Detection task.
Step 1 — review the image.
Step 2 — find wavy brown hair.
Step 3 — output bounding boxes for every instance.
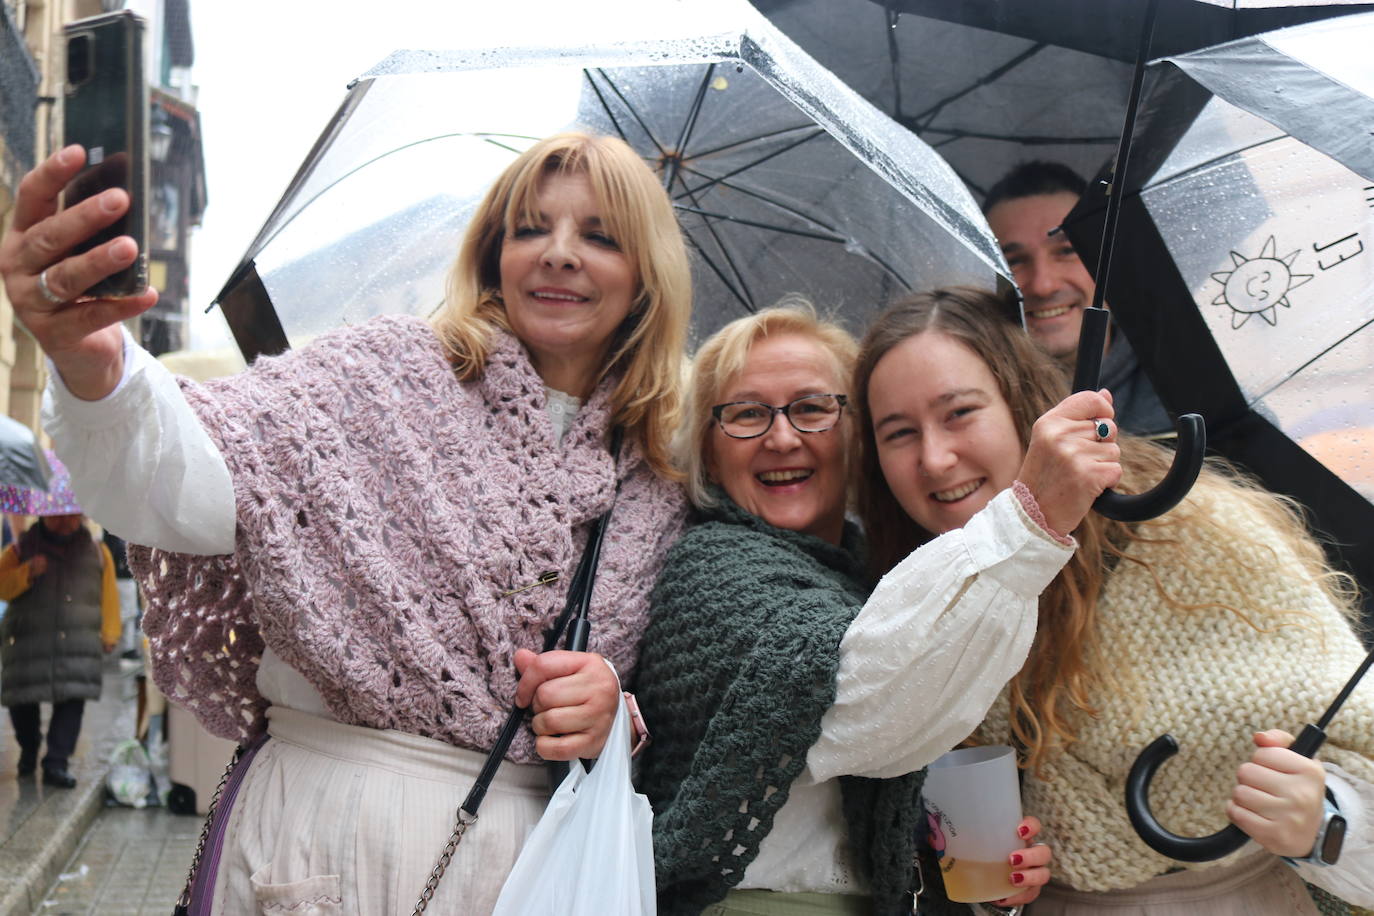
[431,132,691,479]
[854,288,1360,773]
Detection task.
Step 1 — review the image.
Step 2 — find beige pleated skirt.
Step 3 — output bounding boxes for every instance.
[1027,853,1322,916]
[210,706,549,916]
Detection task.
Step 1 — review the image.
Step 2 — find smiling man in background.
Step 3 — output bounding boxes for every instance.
[983,161,1172,437]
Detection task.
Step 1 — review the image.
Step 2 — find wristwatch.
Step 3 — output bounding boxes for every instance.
[1283,792,1346,867]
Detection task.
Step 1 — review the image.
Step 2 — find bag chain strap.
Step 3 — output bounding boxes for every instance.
[408,428,624,912]
[173,745,245,915]
[412,807,479,914]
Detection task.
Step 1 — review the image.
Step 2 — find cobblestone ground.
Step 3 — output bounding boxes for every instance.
[33,805,199,915]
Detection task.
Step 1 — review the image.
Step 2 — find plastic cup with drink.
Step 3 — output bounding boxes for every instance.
[922,745,1025,903]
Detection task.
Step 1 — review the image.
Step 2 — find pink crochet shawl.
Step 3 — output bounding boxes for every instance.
[129,316,685,762]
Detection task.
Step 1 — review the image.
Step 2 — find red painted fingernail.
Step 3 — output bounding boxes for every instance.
[1011,872,1025,886]
[1010,853,1023,866]
[1018,825,1030,838]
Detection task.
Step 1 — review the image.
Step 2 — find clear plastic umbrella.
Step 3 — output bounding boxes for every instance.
[1052,8,1374,863]
[210,0,1008,360]
[1064,11,1374,617]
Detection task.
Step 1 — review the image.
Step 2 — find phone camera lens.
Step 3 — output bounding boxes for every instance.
[67,34,91,86]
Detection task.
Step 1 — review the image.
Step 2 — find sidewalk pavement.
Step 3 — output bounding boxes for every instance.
[0,654,198,915]
[33,806,197,914]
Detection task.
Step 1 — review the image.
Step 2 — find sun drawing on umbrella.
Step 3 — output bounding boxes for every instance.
[1209,236,1314,330]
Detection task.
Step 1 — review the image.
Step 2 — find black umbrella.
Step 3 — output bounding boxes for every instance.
[755,0,1374,199]
[1127,648,1374,861]
[1063,0,1204,523]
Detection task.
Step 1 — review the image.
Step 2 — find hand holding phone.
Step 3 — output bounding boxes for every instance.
[0,11,160,401]
[0,145,154,400]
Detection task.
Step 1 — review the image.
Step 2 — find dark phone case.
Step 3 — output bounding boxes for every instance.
[62,11,148,299]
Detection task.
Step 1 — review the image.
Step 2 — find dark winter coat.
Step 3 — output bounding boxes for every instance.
[0,524,106,706]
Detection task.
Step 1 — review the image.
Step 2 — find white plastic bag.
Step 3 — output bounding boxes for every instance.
[106,738,153,808]
[492,665,656,916]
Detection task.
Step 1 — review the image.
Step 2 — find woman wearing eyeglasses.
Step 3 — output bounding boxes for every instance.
[633,300,1123,916]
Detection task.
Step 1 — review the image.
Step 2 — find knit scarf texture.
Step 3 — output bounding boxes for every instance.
[635,491,942,916]
[975,483,1374,904]
[128,316,686,762]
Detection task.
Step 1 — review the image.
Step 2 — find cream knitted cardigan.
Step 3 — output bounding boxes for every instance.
[975,482,1374,893]
[128,316,686,763]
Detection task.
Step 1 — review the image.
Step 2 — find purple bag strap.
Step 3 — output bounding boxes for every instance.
[174,731,270,916]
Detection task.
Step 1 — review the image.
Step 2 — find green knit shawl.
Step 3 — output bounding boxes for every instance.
[635,493,954,916]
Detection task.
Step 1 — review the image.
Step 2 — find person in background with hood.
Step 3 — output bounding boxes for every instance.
[0,464,119,789]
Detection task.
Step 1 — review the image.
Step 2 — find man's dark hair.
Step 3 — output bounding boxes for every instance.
[982,161,1087,214]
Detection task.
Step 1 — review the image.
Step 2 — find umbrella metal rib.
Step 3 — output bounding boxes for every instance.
[680,165,860,245]
[667,163,760,312]
[681,123,819,163]
[677,128,826,199]
[666,64,718,189]
[923,127,1121,148]
[678,188,760,311]
[674,204,848,243]
[579,56,941,318]
[910,42,1049,133]
[885,4,904,119]
[683,232,757,313]
[583,64,876,314]
[582,71,639,151]
[585,69,670,160]
[678,175,917,293]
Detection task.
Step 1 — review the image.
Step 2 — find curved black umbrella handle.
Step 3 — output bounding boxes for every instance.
[1125,725,1327,861]
[1071,307,1206,522]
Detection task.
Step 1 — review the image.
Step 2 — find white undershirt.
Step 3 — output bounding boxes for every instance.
[42,331,1374,903]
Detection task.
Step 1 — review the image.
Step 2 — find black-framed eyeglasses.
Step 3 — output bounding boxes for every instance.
[711,393,848,439]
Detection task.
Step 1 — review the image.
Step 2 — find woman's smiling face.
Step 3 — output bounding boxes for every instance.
[498,170,637,395]
[867,331,1023,534]
[707,333,851,544]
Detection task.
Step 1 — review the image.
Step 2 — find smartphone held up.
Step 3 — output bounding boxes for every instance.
[62,10,149,299]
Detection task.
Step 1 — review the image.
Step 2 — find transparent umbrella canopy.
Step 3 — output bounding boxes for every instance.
[213,0,1008,360]
[1063,10,1374,625]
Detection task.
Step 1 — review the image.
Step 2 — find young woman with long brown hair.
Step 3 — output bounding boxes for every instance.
[854,288,1374,915]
